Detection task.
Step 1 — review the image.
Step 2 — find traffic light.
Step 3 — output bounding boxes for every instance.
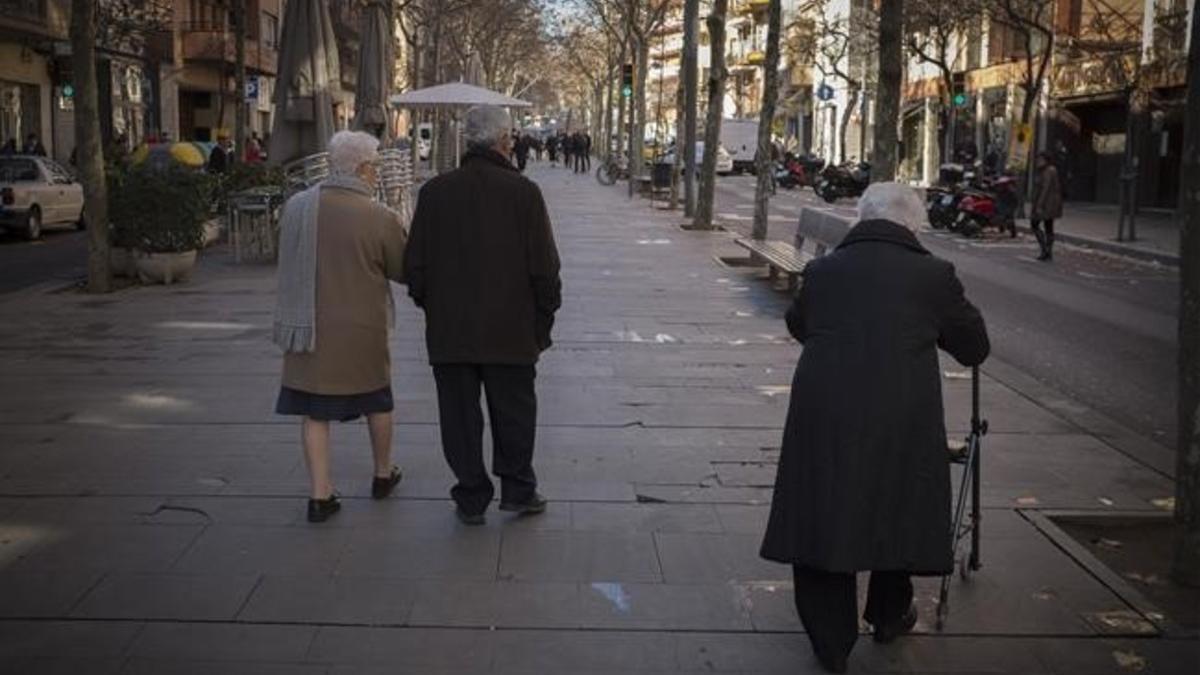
[621,63,634,98]
[951,73,970,108]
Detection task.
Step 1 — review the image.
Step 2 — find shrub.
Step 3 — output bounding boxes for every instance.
[108,163,213,253]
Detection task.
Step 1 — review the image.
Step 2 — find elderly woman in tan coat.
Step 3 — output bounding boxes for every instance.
[273,130,408,523]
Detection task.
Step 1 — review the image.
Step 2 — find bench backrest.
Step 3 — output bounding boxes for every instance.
[794,208,853,258]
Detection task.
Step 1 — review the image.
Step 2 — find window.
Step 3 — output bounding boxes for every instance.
[0,158,41,183]
[262,12,279,49]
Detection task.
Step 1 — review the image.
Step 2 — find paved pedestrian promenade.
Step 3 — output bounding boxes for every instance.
[0,163,1195,673]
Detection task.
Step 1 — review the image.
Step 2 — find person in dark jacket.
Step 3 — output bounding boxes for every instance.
[1030,151,1064,262]
[759,183,989,674]
[404,105,562,526]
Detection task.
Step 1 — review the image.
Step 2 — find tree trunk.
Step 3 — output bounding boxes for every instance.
[631,38,651,181]
[752,0,782,241]
[681,0,700,218]
[615,37,628,163]
[871,0,902,182]
[1174,0,1200,589]
[71,0,110,293]
[233,0,247,165]
[839,87,858,164]
[694,0,728,230]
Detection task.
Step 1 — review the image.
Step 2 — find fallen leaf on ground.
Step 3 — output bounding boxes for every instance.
[1112,649,1147,671]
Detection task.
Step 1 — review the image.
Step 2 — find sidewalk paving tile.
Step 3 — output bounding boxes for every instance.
[7,523,203,574]
[335,527,500,580]
[121,661,330,675]
[237,575,415,625]
[129,622,316,662]
[307,626,494,668]
[406,580,582,628]
[70,572,259,621]
[490,629,678,671]
[654,532,786,584]
[498,530,663,582]
[171,525,349,577]
[0,619,144,661]
[0,569,105,617]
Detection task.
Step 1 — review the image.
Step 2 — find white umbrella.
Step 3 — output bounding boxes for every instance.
[389,82,532,109]
[390,83,531,169]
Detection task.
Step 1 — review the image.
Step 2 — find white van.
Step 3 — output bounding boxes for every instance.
[720,118,759,174]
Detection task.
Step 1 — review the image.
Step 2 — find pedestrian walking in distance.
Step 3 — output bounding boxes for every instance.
[1030,151,1063,262]
[760,183,989,674]
[273,130,409,523]
[405,105,562,526]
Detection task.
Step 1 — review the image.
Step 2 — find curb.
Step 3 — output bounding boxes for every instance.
[1017,224,1179,267]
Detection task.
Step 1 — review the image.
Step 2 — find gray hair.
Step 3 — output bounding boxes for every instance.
[464,105,512,151]
[857,182,928,233]
[327,130,380,175]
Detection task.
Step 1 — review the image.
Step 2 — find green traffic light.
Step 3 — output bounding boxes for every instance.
[953,93,967,107]
[622,85,633,98]
[62,84,75,98]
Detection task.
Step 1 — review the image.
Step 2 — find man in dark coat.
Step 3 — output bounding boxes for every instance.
[760,183,989,674]
[404,105,562,526]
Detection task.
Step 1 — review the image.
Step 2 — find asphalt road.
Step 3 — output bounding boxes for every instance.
[0,228,88,294]
[711,174,1179,461]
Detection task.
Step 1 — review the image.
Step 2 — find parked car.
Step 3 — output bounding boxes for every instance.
[661,142,734,175]
[0,155,85,240]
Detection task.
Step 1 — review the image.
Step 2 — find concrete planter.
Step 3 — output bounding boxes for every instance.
[134,250,197,285]
[109,246,137,278]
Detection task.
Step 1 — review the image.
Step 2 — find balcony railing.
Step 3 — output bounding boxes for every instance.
[182,31,278,75]
[1152,8,1189,55]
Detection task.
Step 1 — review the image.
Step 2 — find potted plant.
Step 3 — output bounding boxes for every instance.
[109,164,211,285]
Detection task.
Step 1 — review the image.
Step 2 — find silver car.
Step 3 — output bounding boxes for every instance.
[0,155,85,240]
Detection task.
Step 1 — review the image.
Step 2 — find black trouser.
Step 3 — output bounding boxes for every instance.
[574,152,585,173]
[432,364,538,515]
[792,566,913,662]
[1031,218,1055,256]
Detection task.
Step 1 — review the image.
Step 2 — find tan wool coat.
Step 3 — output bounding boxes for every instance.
[281,186,407,395]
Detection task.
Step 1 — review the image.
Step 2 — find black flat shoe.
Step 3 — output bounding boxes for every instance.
[499,492,547,515]
[815,650,848,674]
[307,495,341,523]
[455,507,486,526]
[371,466,403,499]
[873,604,918,644]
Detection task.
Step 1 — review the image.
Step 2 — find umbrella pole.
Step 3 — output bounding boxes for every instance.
[455,112,461,168]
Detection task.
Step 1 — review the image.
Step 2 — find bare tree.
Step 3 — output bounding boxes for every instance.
[905,0,979,163]
[872,0,903,181]
[693,0,728,230]
[1175,0,1200,589]
[71,0,111,292]
[983,0,1054,126]
[751,0,782,240]
[680,0,700,216]
[812,1,877,163]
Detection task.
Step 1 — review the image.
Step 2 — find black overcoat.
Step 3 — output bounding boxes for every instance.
[404,149,562,365]
[759,220,989,575]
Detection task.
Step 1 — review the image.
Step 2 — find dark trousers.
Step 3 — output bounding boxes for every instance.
[432,364,538,515]
[574,152,585,173]
[792,565,913,661]
[1031,218,1055,256]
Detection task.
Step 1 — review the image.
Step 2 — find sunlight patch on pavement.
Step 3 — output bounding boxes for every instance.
[757,385,791,397]
[590,582,631,613]
[124,393,196,411]
[636,239,671,245]
[157,321,256,331]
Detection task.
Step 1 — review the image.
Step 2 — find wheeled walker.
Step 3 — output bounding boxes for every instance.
[936,365,987,631]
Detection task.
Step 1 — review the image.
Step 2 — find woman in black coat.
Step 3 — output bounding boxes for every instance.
[760,183,989,673]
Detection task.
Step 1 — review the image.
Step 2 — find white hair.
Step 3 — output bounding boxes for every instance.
[857,182,928,233]
[327,130,380,175]
[464,105,512,151]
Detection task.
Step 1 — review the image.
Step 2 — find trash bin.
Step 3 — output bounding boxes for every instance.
[652,161,673,189]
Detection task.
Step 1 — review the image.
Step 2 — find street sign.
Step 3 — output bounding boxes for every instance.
[245,76,260,102]
[816,83,834,101]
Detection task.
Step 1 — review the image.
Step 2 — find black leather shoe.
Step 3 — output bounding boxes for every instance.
[307,495,341,523]
[815,650,848,674]
[874,604,918,644]
[455,507,486,526]
[371,467,403,499]
[499,492,547,515]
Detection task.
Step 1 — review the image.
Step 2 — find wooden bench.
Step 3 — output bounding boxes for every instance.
[734,207,853,291]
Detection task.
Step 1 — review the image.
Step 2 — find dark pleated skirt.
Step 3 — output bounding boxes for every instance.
[275,386,394,422]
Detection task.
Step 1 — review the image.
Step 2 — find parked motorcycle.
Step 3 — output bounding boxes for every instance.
[953,175,1020,238]
[926,163,976,230]
[813,161,870,202]
[774,153,809,189]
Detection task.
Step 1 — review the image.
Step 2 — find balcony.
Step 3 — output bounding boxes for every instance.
[736,0,771,16]
[181,24,278,76]
[1143,6,1189,88]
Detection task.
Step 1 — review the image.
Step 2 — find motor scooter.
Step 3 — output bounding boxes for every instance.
[813,161,870,202]
[953,175,1020,238]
